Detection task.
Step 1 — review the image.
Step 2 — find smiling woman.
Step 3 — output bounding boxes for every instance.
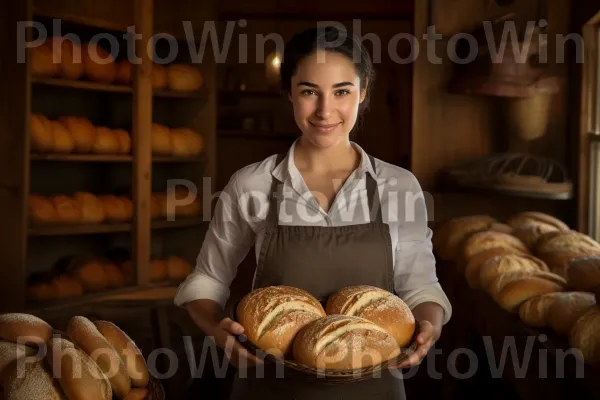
[175,26,452,400]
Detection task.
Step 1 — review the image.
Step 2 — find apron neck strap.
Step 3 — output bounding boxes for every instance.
[366,155,383,223]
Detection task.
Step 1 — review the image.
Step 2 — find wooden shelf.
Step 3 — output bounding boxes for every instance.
[152,155,205,163]
[219,130,298,141]
[152,216,205,229]
[30,154,205,163]
[32,7,131,33]
[29,223,132,236]
[154,88,209,100]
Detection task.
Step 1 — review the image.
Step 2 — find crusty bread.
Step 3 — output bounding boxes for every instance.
[0,341,37,382]
[535,230,600,256]
[123,388,148,400]
[478,254,549,291]
[45,337,112,400]
[518,292,565,327]
[506,211,569,232]
[236,286,326,358]
[463,231,529,263]
[292,315,400,370]
[569,306,600,366]
[565,256,600,292]
[538,248,600,279]
[2,359,65,400]
[547,292,596,336]
[432,215,496,261]
[464,247,524,289]
[487,270,566,301]
[489,223,514,234]
[167,64,203,92]
[28,194,59,225]
[513,224,563,250]
[325,285,415,347]
[494,276,565,312]
[94,321,149,388]
[0,314,53,346]
[67,316,131,398]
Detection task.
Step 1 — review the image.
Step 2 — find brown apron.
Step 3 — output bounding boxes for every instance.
[229,153,407,400]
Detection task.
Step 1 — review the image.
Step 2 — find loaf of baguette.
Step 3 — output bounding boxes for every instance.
[569,306,600,366]
[292,315,401,370]
[547,292,596,336]
[432,215,496,261]
[565,256,600,292]
[518,292,565,327]
[539,249,600,278]
[236,286,326,358]
[325,285,415,347]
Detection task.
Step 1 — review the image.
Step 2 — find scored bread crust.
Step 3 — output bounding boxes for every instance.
[478,254,549,291]
[488,270,566,301]
[518,292,566,327]
[463,231,529,262]
[569,307,600,365]
[506,212,570,232]
[547,292,596,337]
[432,215,496,261]
[325,285,415,347]
[535,231,600,256]
[67,316,131,398]
[292,315,400,370]
[495,276,565,312]
[94,321,149,388]
[565,256,600,292]
[464,247,522,289]
[236,286,326,358]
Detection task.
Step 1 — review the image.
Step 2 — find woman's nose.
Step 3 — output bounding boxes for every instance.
[315,96,332,119]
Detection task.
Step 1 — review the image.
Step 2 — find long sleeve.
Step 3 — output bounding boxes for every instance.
[174,172,256,308]
[392,175,452,325]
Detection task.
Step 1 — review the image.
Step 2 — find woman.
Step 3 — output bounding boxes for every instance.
[175,26,452,399]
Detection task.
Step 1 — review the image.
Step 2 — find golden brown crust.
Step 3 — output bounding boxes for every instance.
[569,306,600,366]
[518,292,565,327]
[464,247,523,289]
[565,256,600,292]
[432,215,496,261]
[487,270,565,301]
[547,292,596,336]
[0,314,53,346]
[478,254,549,291]
[535,230,600,256]
[506,212,570,232]
[462,231,529,262]
[495,277,565,312]
[292,315,400,370]
[325,285,415,347]
[538,249,600,278]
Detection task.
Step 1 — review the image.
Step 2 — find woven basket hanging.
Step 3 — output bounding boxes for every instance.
[504,93,553,141]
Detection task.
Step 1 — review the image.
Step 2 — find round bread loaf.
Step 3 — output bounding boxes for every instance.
[30,114,54,153]
[82,42,116,84]
[58,117,95,154]
[67,316,131,398]
[495,276,565,312]
[464,247,522,289]
[0,314,53,346]
[325,285,415,347]
[94,321,149,388]
[488,270,566,301]
[51,195,81,224]
[478,254,549,291]
[518,292,565,327]
[2,359,64,400]
[167,64,203,91]
[506,211,569,232]
[28,194,59,224]
[73,192,105,224]
[463,231,529,262]
[535,231,600,256]
[432,215,496,261]
[565,256,600,292]
[539,248,600,278]
[569,306,600,366]
[45,337,112,400]
[292,315,401,370]
[513,224,562,250]
[547,292,596,336]
[0,341,37,381]
[123,388,148,400]
[236,286,326,358]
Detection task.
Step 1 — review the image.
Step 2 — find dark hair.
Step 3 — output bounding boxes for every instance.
[280,26,376,115]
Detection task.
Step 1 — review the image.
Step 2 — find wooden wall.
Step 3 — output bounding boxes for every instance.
[412,0,576,226]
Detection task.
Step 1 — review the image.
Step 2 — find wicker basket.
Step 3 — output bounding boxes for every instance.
[229,298,419,383]
[145,375,166,400]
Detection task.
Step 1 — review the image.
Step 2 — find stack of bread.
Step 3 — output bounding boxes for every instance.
[32,36,203,92]
[0,313,155,399]
[31,113,131,155]
[433,211,600,366]
[29,193,133,226]
[150,123,204,157]
[236,285,415,371]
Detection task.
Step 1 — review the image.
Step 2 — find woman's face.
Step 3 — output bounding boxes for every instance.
[289,50,366,149]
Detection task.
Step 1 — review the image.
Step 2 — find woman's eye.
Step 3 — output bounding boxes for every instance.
[335,89,350,96]
[301,89,315,96]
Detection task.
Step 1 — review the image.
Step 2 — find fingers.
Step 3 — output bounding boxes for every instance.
[220,317,245,335]
[390,338,434,370]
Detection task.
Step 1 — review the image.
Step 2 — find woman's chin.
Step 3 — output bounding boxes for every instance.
[302,132,346,149]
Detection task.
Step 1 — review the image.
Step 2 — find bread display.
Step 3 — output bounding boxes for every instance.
[82,42,117,84]
[494,275,566,312]
[518,292,565,327]
[325,285,415,347]
[31,41,60,78]
[477,253,549,291]
[0,313,53,346]
[30,114,54,153]
[292,315,401,370]
[432,215,497,261]
[565,256,600,292]
[569,306,600,366]
[464,247,518,288]
[546,292,596,336]
[462,231,529,263]
[236,286,326,358]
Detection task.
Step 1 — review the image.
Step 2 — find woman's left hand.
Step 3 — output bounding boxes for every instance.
[388,320,439,370]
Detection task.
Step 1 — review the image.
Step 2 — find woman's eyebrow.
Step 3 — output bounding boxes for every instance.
[296,81,354,88]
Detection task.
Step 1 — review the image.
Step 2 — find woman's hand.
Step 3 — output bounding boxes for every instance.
[391,320,439,369]
[212,317,264,369]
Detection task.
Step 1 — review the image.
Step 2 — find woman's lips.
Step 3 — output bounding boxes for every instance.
[309,121,340,133]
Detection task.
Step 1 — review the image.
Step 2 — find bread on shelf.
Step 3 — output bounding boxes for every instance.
[59,116,96,153]
[569,306,600,366]
[167,64,203,92]
[82,42,117,84]
[547,292,596,336]
[494,275,566,312]
[478,253,549,291]
[464,247,527,289]
[565,256,600,292]
[518,291,565,327]
[432,214,497,262]
[463,231,529,263]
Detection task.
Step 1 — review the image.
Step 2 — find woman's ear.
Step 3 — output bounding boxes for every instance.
[359,78,368,103]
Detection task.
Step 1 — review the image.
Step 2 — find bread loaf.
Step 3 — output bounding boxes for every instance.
[464,247,523,289]
[31,41,59,78]
[547,292,596,336]
[94,321,149,388]
[292,315,401,370]
[48,37,84,81]
[565,256,600,292]
[518,292,565,327]
[51,275,84,299]
[495,276,565,312]
[45,337,112,400]
[489,222,514,234]
[123,388,148,400]
[478,254,549,291]
[569,306,600,366]
[72,260,109,292]
[30,114,54,153]
[67,316,131,398]
[103,264,126,289]
[535,231,600,256]
[432,215,496,261]
[236,286,326,358]
[150,260,167,283]
[0,314,53,346]
[51,195,81,224]
[29,194,59,224]
[93,127,119,154]
[463,231,529,262]
[325,285,415,347]
[0,341,36,381]
[73,192,105,224]
[151,124,171,155]
[165,256,193,281]
[82,42,116,83]
[167,64,203,91]
[151,64,167,89]
[488,270,566,301]
[539,248,600,278]
[115,60,132,85]
[2,359,65,400]
[506,211,569,232]
[59,117,95,153]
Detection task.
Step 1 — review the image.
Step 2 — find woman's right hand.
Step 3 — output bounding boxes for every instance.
[212,317,263,369]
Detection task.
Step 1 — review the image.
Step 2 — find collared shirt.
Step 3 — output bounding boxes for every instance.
[174,140,452,324]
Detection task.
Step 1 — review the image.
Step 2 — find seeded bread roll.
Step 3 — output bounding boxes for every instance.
[0,314,53,346]
[2,359,65,400]
[236,286,326,358]
[94,321,149,388]
[463,231,529,262]
[518,292,566,327]
[325,285,415,347]
[565,256,600,292]
[495,276,565,312]
[478,254,549,291]
[547,292,596,336]
[569,306,600,366]
[67,316,131,398]
[45,337,112,400]
[464,247,524,289]
[292,315,401,370]
[432,215,496,261]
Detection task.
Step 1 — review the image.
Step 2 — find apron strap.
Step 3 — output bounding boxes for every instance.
[266,152,287,231]
[366,155,383,223]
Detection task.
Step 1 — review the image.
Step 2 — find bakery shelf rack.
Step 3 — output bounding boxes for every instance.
[0,0,217,312]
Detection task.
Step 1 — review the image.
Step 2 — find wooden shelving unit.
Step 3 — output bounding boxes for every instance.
[0,0,217,312]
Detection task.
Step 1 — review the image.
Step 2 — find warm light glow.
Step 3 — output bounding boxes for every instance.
[271,55,281,68]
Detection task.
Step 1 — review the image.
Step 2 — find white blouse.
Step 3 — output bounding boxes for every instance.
[174,140,452,325]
